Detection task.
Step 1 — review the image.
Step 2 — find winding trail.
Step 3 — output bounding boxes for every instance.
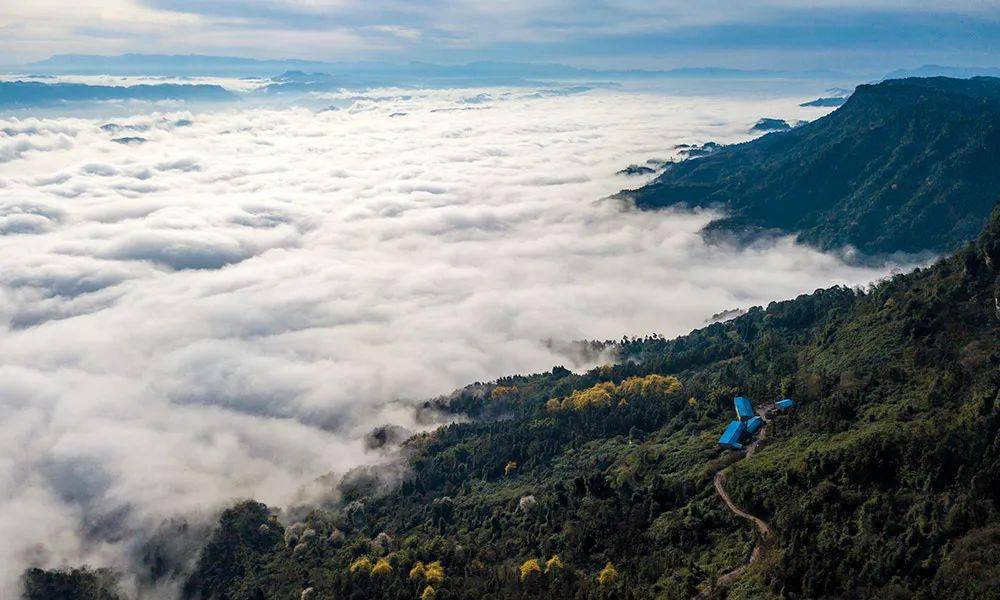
[696,407,773,599]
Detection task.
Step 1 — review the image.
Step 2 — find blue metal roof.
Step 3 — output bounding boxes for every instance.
[746,416,763,434]
[718,420,745,448]
[734,396,754,420]
[776,398,796,410]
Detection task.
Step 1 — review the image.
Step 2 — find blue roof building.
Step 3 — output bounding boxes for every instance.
[776,398,796,411]
[718,420,745,449]
[734,396,755,420]
[746,415,764,434]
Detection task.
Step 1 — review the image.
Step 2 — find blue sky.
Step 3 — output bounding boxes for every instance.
[0,1,997,70]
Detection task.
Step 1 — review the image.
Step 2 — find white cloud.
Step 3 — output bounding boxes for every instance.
[1,0,997,63]
[0,87,918,595]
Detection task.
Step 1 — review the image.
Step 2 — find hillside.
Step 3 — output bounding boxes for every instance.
[623,77,1000,255]
[30,202,998,599]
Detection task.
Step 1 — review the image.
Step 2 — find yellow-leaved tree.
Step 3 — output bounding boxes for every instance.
[519,559,542,582]
[544,555,564,572]
[349,557,373,575]
[618,374,681,402]
[408,561,426,581]
[424,561,445,586]
[420,586,436,600]
[569,381,614,410]
[548,374,682,413]
[492,385,518,401]
[372,558,393,577]
[598,562,619,585]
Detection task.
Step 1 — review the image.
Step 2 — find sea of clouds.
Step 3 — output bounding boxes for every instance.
[0,86,913,595]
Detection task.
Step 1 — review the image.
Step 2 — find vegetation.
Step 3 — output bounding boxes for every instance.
[22,567,122,600]
[160,204,997,599]
[623,77,1000,255]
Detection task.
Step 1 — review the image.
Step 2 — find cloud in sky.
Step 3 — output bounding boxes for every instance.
[0,0,997,68]
[0,86,923,594]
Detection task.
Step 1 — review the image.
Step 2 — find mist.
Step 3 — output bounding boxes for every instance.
[0,86,916,595]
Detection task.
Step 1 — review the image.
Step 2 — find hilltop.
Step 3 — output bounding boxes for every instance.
[623,77,1000,255]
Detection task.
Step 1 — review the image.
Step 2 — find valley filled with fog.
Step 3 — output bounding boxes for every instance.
[0,86,917,593]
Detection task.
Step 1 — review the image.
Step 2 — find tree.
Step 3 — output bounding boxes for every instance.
[424,561,445,586]
[520,559,542,582]
[545,555,565,573]
[182,500,283,599]
[349,557,373,575]
[372,558,393,577]
[22,567,121,600]
[598,563,619,585]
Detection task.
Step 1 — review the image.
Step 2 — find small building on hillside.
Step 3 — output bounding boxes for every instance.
[776,398,796,411]
[746,415,764,434]
[734,396,755,421]
[718,420,745,449]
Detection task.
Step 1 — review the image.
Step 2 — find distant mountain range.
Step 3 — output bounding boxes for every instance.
[7,55,998,88]
[0,81,235,108]
[10,53,847,82]
[622,76,1000,255]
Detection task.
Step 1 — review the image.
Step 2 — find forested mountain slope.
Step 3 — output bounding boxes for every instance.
[30,203,997,598]
[623,77,1000,255]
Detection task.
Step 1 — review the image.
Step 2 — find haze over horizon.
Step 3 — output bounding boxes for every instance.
[2,1,998,73]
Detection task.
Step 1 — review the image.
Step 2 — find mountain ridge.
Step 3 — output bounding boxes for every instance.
[0,80,235,108]
[14,53,845,81]
[622,76,1000,255]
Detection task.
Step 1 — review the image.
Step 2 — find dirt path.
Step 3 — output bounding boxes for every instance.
[695,408,773,598]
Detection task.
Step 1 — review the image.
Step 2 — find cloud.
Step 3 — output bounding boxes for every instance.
[1,131,74,163]
[0,85,921,595]
[1,0,997,67]
[101,227,297,270]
